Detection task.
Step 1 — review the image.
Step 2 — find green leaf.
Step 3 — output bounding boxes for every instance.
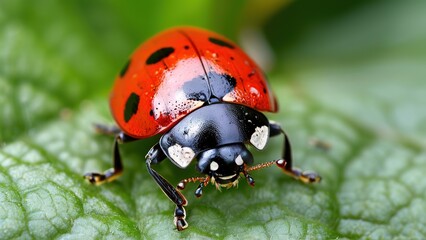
[1,0,425,239]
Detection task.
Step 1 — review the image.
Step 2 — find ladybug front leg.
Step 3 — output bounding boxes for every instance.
[84,131,136,185]
[145,144,189,231]
[269,122,321,183]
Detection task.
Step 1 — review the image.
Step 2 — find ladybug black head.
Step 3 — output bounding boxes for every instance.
[197,143,253,186]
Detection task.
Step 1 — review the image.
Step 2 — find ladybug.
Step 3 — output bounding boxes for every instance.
[84,27,321,231]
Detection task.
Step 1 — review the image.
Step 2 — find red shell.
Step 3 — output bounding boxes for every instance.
[110,27,277,138]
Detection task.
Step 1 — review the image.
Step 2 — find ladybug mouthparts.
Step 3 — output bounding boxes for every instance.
[211,173,241,189]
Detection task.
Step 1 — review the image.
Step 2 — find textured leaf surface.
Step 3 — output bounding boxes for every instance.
[1,0,425,239]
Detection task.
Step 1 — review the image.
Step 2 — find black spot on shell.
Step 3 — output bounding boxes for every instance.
[208,37,234,49]
[182,76,209,102]
[146,47,175,65]
[248,70,256,78]
[182,72,236,102]
[124,93,140,122]
[120,59,131,77]
[184,45,190,50]
[149,109,154,117]
[210,73,236,98]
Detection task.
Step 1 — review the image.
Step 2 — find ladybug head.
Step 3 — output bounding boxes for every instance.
[197,143,253,188]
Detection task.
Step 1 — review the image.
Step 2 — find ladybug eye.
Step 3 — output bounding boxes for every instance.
[235,155,244,166]
[210,161,219,171]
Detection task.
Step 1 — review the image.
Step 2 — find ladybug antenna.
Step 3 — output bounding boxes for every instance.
[243,170,255,187]
[177,176,210,198]
[243,159,288,187]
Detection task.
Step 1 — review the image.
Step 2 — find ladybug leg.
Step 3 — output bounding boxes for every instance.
[146,144,189,231]
[84,132,136,185]
[269,122,321,183]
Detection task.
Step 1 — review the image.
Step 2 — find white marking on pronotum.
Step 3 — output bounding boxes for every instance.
[210,161,219,171]
[235,155,244,166]
[250,125,269,150]
[168,144,195,168]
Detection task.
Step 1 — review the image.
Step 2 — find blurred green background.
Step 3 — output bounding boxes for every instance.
[1,0,426,239]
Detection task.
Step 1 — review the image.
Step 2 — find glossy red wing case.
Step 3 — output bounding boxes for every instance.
[110,27,277,138]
